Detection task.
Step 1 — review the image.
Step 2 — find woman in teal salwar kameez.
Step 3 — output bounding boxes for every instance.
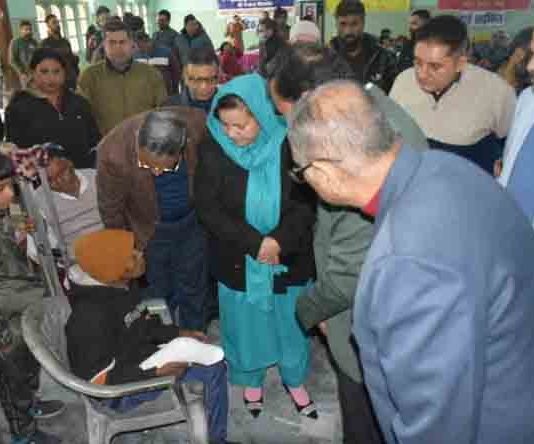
[194,73,318,419]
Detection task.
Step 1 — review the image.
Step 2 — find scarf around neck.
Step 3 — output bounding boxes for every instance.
[207,73,288,310]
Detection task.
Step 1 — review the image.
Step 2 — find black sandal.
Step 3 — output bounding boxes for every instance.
[243,394,263,418]
[283,384,319,420]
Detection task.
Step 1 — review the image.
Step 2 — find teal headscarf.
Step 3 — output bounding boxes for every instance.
[207,73,287,311]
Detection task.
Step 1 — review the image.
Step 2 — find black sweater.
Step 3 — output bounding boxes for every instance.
[66,284,179,384]
[5,89,100,168]
[195,134,316,293]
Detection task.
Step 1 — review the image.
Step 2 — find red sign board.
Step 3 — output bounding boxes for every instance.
[438,0,530,9]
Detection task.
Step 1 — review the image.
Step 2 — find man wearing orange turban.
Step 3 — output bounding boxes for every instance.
[67,229,232,444]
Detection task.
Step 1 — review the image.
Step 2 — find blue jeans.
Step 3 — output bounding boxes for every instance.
[105,361,228,443]
[146,211,210,330]
[182,362,228,444]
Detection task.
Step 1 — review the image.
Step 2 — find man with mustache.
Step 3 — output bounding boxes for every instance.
[329,0,398,93]
[390,15,516,176]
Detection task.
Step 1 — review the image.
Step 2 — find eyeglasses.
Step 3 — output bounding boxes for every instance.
[138,153,183,175]
[188,76,219,85]
[289,158,341,184]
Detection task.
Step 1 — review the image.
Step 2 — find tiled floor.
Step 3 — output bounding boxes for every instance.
[0,322,342,444]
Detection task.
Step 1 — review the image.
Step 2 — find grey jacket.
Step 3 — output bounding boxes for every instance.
[296,84,428,382]
[173,30,214,67]
[9,37,38,76]
[152,27,179,49]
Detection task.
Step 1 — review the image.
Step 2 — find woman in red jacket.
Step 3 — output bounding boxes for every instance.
[219,42,244,83]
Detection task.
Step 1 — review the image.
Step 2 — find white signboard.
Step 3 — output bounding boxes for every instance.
[459,11,506,26]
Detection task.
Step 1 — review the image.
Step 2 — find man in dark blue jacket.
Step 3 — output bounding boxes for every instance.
[163,47,219,113]
[288,80,534,444]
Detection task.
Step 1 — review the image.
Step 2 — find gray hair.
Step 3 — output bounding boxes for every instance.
[138,110,188,157]
[288,80,395,170]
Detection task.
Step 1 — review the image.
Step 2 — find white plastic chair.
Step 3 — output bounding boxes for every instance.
[18,169,209,444]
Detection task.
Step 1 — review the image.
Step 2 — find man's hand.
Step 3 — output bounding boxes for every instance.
[179,329,208,343]
[17,155,39,180]
[257,237,281,265]
[155,362,189,378]
[318,321,327,336]
[122,249,146,280]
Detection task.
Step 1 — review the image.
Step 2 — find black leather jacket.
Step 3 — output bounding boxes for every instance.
[330,33,399,93]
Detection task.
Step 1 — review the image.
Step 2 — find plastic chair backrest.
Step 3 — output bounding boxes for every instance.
[17,174,67,302]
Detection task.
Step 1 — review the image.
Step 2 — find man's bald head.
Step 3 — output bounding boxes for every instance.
[288,80,395,170]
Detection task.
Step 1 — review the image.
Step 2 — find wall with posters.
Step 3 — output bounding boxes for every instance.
[7,0,534,53]
[437,0,530,9]
[153,0,278,50]
[152,0,534,49]
[154,0,419,47]
[320,0,534,46]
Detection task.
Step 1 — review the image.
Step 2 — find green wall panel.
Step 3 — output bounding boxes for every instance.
[8,0,534,49]
[7,0,36,30]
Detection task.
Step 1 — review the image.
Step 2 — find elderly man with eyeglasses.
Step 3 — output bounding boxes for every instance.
[97,108,210,331]
[288,78,534,444]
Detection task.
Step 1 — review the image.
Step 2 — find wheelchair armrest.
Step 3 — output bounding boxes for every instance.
[140,297,173,326]
[22,305,176,399]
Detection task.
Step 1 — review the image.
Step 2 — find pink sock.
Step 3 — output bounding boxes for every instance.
[288,385,311,406]
[244,387,262,402]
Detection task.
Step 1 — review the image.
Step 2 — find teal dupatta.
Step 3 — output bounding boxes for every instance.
[207,74,288,312]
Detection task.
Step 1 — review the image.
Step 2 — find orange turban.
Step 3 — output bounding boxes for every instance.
[74,229,134,284]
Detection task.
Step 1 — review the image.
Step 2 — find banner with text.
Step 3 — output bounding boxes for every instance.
[459,10,506,25]
[326,0,410,14]
[437,0,530,10]
[218,0,294,11]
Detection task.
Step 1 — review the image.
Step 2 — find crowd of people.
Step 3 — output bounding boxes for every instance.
[1,0,534,443]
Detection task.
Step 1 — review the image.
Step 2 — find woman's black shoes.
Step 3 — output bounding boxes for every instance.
[244,386,319,420]
[283,384,319,420]
[293,399,318,419]
[243,394,263,418]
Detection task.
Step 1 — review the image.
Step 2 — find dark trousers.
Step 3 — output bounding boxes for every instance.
[0,339,39,438]
[181,362,228,444]
[146,212,210,330]
[337,367,385,444]
[106,362,229,444]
